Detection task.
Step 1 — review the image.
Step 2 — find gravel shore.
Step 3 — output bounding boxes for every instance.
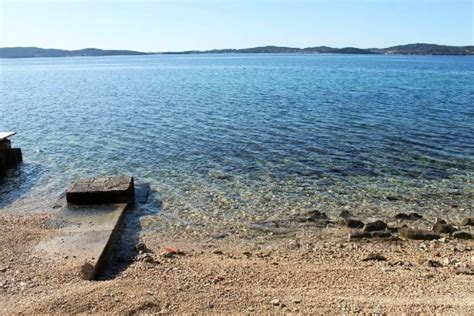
[0,213,473,314]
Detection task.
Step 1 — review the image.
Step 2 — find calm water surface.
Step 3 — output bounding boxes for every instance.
[1,54,473,235]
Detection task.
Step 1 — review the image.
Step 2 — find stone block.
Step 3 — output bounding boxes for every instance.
[0,153,5,177]
[0,139,11,150]
[0,148,22,168]
[66,176,134,205]
[13,148,22,163]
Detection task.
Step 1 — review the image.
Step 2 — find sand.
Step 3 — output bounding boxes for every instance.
[0,213,473,314]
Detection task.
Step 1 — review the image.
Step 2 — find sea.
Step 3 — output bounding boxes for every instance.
[1,54,473,236]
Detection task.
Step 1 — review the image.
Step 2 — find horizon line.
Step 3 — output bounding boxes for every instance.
[1,42,473,53]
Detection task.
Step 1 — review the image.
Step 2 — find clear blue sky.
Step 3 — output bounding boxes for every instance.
[0,0,472,51]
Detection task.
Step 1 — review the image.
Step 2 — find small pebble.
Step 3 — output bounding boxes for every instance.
[270,299,281,306]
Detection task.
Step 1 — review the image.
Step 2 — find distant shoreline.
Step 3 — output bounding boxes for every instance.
[1,43,473,58]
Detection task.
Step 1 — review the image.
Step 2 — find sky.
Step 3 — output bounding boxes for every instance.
[0,0,472,51]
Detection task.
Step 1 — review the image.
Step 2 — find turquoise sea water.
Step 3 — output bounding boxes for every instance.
[1,54,473,234]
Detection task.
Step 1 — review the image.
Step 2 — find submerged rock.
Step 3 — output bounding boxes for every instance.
[432,218,457,234]
[399,228,440,240]
[363,220,387,232]
[394,212,423,220]
[452,231,472,240]
[385,195,401,201]
[337,218,364,229]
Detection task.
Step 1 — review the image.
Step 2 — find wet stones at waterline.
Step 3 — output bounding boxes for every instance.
[432,218,458,234]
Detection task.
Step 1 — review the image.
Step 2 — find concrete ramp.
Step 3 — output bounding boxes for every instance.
[35,176,136,280]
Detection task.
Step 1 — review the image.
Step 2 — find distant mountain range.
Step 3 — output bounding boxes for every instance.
[1,43,473,58]
[0,47,147,58]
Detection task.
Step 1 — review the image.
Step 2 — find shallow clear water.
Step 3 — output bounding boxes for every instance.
[1,54,473,234]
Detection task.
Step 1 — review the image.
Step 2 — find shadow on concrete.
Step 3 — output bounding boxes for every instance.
[97,183,159,280]
[0,162,44,209]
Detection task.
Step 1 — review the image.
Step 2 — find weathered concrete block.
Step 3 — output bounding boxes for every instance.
[0,153,6,177]
[66,176,134,205]
[0,139,11,150]
[0,148,22,168]
[12,148,22,163]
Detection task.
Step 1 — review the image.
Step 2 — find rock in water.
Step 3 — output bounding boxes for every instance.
[363,220,387,232]
[452,231,472,240]
[399,228,440,240]
[337,218,364,228]
[394,212,423,220]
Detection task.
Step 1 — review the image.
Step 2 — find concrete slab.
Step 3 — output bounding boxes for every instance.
[35,202,129,280]
[66,176,134,205]
[34,176,138,280]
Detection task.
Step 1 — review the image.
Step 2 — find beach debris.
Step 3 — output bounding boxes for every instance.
[460,217,474,226]
[362,253,387,261]
[394,212,423,220]
[363,220,387,232]
[432,218,457,234]
[164,246,179,254]
[399,228,440,240]
[337,218,364,228]
[452,231,472,240]
[292,297,302,304]
[161,246,183,258]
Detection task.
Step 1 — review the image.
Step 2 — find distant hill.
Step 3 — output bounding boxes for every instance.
[1,43,473,58]
[0,47,148,58]
[375,43,474,55]
[164,43,473,55]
